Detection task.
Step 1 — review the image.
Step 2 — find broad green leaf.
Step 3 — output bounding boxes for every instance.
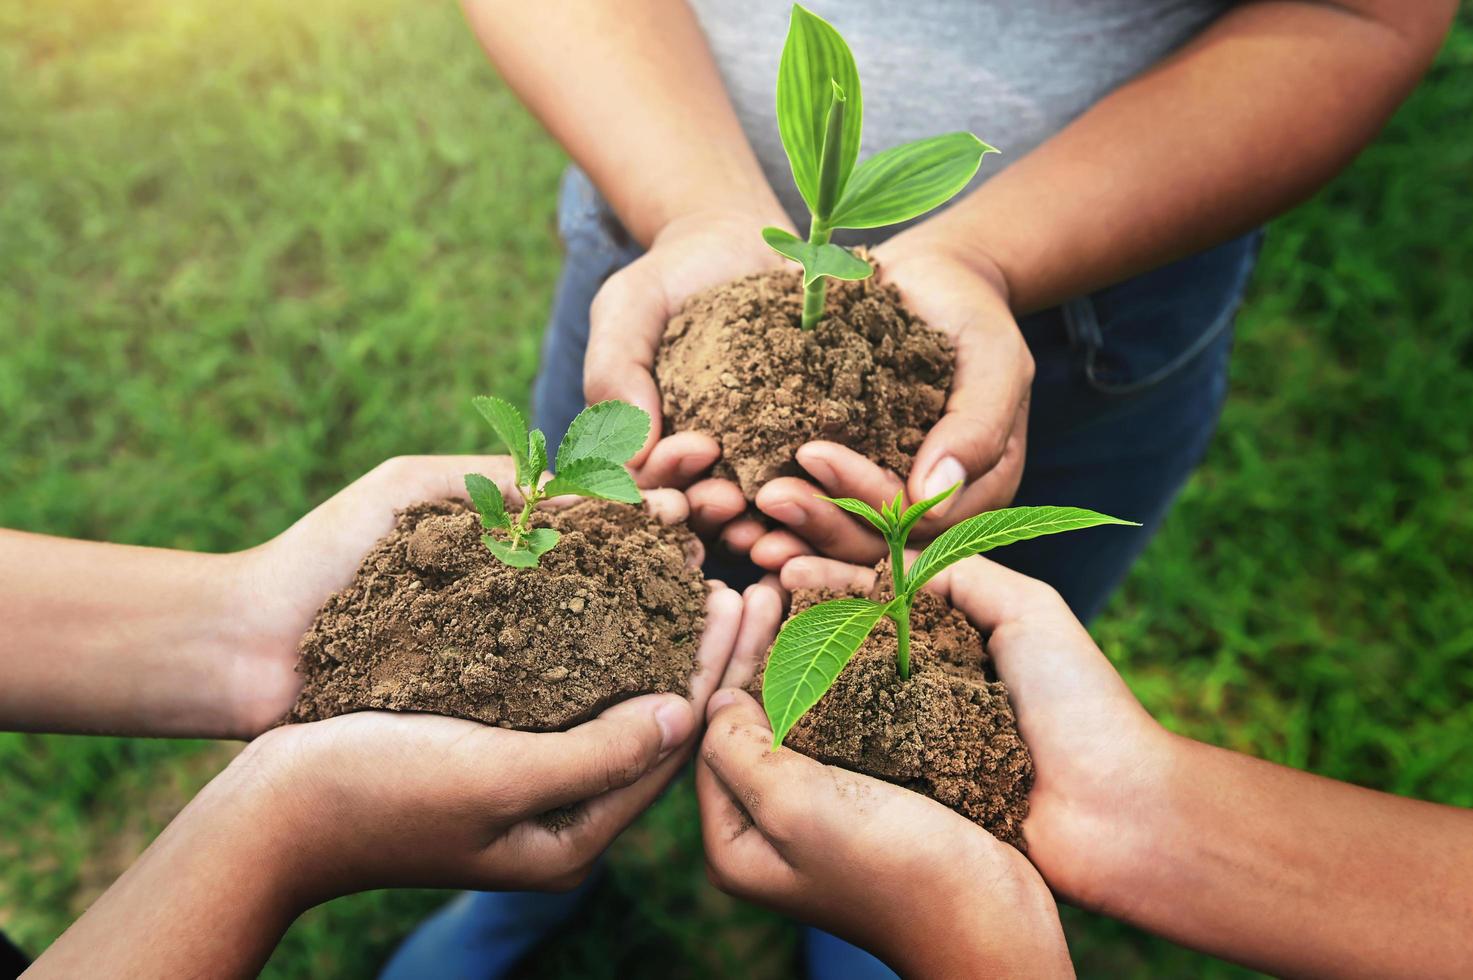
[907,506,1139,594]
[472,395,531,485]
[762,597,892,747]
[464,473,509,530]
[557,400,650,469]
[543,457,642,504]
[528,429,548,481]
[817,495,891,534]
[828,133,996,230]
[776,4,862,217]
[482,528,561,568]
[896,482,960,537]
[762,227,873,287]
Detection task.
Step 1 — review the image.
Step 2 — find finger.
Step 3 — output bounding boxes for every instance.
[796,442,906,515]
[748,529,812,571]
[913,397,1028,536]
[720,517,767,556]
[755,477,887,564]
[635,432,721,490]
[687,478,747,538]
[689,586,744,710]
[908,323,1033,520]
[722,575,786,689]
[700,690,826,847]
[584,261,667,466]
[490,693,693,815]
[778,556,879,596]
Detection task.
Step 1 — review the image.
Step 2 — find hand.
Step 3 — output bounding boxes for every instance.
[223,456,718,738]
[583,209,793,542]
[772,555,1173,914]
[740,234,1032,571]
[697,689,1074,978]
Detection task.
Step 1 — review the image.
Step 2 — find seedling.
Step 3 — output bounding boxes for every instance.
[762,488,1139,746]
[765,5,997,329]
[464,396,649,568]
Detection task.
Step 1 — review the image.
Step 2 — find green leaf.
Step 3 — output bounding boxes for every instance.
[896,482,960,537]
[543,457,642,504]
[762,227,873,287]
[906,506,1140,594]
[776,4,862,217]
[817,495,891,535]
[528,429,548,481]
[472,395,531,485]
[828,133,996,230]
[482,528,561,568]
[464,473,509,530]
[557,400,650,470]
[763,597,893,747]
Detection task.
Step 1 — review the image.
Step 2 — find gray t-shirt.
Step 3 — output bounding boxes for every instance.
[688,0,1231,241]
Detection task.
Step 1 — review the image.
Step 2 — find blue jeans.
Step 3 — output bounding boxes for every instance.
[382,168,1261,978]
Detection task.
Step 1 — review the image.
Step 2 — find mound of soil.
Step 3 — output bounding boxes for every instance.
[286,499,707,731]
[754,574,1033,849]
[655,264,953,499]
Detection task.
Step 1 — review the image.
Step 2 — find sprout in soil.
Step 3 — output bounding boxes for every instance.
[765,4,997,329]
[464,396,649,568]
[761,486,1140,746]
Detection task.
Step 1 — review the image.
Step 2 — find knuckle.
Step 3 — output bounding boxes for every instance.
[597,732,653,791]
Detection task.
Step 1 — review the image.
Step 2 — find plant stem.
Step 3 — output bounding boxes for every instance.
[888,533,912,680]
[801,83,846,331]
[509,482,542,548]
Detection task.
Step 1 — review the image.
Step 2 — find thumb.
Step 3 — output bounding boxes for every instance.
[509,693,695,814]
[584,261,669,466]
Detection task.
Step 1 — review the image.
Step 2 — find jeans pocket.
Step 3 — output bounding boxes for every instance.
[1064,230,1264,396]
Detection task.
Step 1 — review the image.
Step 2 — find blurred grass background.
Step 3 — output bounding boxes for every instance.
[1,1,1469,976]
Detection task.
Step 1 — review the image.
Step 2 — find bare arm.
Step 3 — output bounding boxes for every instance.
[893,0,1458,312]
[461,0,786,246]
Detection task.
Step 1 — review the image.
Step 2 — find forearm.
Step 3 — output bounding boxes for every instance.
[462,0,786,244]
[28,757,303,979]
[0,530,249,737]
[1100,733,1473,978]
[901,1,1455,312]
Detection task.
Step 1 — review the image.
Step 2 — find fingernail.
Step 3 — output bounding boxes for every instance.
[798,451,836,488]
[706,688,741,721]
[678,455,710,478]
[764,501,807,527]
[655,699,693,754]
[923,457,967,515]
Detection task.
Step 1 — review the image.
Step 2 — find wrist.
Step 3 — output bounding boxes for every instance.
[874,222,1014,309]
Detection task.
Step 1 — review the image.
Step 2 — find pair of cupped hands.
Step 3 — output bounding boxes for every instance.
[207,420,1152,973]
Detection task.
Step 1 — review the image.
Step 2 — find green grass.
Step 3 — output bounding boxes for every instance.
[1,2,1470,976]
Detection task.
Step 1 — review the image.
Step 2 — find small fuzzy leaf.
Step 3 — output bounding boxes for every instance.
[464,473,509,530]
[762,597,892,747]
[829,133,996,230]
[557,400,651,470]
[528,429,548,481]
[762,227,873,287]
[544,457,643,504]
[907,506,1139,594]
[817,495,891,534]
[472,395,531,485]
[776,4,863,216]
[896,482,960,536]
[482,528,561,568]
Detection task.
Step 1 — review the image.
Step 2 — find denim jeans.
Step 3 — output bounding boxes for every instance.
[382,167,1261,979]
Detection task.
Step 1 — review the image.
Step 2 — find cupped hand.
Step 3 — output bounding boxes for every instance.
[772,554,1173,913]
[696,689,1074,978]
[740,235,1032,570]
[584,209,792,540]
[223,455,725,738]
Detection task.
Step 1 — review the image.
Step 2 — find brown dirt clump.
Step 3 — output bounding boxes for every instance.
[753,576,1033,850]
[655,264,953,499]
[287,499,707,732]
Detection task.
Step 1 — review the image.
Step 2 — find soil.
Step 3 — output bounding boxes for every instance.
[752,570,1033,850]
[655,262,954,499]
[286,499,707,732]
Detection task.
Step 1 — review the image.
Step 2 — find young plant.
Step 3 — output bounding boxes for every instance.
[762,487,1139,746]
[464,395,649,568]
[765,4,997,329]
